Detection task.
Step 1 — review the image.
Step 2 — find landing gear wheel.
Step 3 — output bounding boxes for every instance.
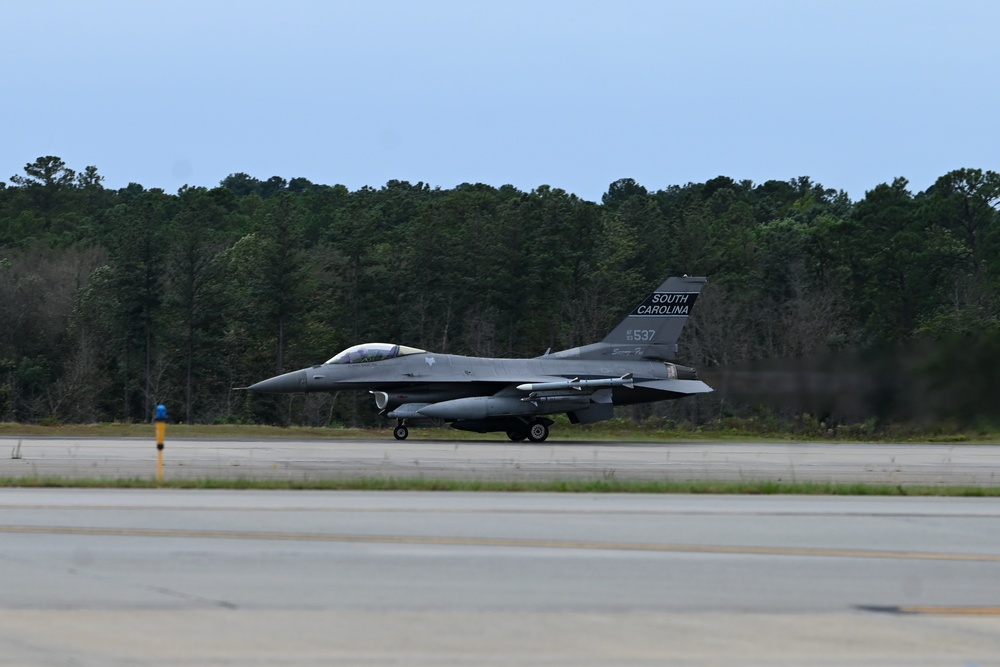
[507,430,527,442]
[393,424,409,440]
[526,420,549,443]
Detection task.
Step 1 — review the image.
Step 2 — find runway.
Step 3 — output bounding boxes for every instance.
[1,489,999,666]
[2,436,999,485]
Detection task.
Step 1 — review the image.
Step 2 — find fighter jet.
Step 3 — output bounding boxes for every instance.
[248,276,712,441]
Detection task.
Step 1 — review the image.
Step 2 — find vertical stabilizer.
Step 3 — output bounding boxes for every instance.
[549,276,706,361]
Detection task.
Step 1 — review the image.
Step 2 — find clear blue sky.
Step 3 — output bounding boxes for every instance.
[3,0,998,202]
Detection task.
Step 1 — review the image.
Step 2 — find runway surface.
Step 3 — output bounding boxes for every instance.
[2,436,999,485]
[1,489,999,666]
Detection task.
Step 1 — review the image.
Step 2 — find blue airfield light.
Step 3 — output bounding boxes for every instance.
[154,404,167,481]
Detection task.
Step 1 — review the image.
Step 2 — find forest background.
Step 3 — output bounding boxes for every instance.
[2,156,998,431]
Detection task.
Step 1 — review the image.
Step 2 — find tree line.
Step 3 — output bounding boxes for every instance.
[1,156,998,427]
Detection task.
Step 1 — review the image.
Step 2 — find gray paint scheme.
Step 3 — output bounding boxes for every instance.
[248,276,711,440]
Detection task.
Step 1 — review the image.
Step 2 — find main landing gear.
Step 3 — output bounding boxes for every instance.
[506,419,550,443]
[394,417,551,442]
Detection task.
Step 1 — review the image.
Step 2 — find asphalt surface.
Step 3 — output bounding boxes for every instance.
[2,436,999,485]
[1,489,999,666]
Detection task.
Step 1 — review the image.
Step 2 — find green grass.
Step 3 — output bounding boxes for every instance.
[1,475,998,496]
[0,422,386,440]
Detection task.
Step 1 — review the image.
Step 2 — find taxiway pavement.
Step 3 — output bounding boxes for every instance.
[1,436,998,485]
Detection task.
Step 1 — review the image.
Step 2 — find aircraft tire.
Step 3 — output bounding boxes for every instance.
[507,430,527,442]
[393,425,409,440]
[526,420,549,442]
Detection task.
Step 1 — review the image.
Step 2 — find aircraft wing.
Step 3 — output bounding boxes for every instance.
[455,375,712,398]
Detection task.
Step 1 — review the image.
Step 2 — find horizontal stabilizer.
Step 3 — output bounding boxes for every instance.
[634,379,714,395]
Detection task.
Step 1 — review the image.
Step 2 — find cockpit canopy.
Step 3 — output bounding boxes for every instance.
[325,343,425,365]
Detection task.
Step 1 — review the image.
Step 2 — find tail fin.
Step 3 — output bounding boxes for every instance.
[550,276,706,361]
[602,276,706,360]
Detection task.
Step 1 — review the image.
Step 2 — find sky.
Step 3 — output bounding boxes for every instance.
[3,0,999,203]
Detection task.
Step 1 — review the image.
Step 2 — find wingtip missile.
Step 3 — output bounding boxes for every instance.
[516,374,634,393]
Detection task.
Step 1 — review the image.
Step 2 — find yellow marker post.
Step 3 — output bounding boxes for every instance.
[154,404,167,482]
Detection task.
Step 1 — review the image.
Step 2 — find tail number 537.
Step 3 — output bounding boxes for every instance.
[626,329,656,342]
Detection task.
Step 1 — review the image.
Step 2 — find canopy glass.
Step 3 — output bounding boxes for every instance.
[325,343,425,365]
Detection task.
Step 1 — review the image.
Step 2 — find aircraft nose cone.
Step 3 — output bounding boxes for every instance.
[247,369,308,393]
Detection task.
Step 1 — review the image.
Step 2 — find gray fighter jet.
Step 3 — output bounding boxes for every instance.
[248,276,712,440]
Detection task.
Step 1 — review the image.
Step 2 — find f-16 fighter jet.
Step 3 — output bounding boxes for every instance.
[248,276,712,441]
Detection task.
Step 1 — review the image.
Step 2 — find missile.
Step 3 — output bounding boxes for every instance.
[516,374,634,393]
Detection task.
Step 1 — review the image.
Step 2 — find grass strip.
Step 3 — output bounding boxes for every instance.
[1,476,999,496]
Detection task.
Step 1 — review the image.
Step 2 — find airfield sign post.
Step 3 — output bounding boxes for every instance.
[154,404,167,482]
